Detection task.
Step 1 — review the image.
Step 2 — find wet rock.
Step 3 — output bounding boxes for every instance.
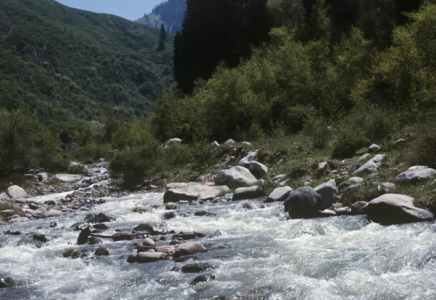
[132,207,149,214]
[232,186,264,201]
[242,202,254,210]
[133,222,156,232]
[191,273,215,285]
[181,262,215,273]
[365,194,434,225]
[142,238,156,246]
[319,209,336,217]
[4,230,21,235]
[194,211,216,217]
[354,154,385,175]
[49,222,57,228]
[112,232,143,242]
[164,184,230,203]
[94,247,109,256]
[0,277,14,288]
[164,211,177,219]
[284,186,322,219]
[93,223,109,230]
[172,233,206,240]
[33,234,48,243]
[334,207,352,216]
[77,227,91,245]
[214,166,258,188]
[165,204,179,210]
[396,168,436,183]
[266,186,293,203]
[314,179,339,210]
[6,185,27,199]
[54,174,82,182]
[173,242,207,258]
[44,209,63,218]
[84,213,114,223]
[128,251,167,263]
[88,237,103,245]
[62,249,81,259]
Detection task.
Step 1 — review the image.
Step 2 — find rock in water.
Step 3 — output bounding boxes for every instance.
[77,227,91,245]
[266,186,293,203]
[284,186,322,219]
[6,185,27,199]
[213,166,258,188]
[364,194,434,225]
[314,179,339,210]
[232,186,264,201]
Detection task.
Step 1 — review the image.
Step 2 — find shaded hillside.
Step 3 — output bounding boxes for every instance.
[136,0,187,34]
[0,0,173,124]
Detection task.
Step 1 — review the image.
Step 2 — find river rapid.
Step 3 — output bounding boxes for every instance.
[1,191,436,300]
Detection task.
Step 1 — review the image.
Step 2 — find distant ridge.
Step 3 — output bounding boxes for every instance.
[136,0,187,34]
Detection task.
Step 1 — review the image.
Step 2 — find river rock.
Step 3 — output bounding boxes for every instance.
[84,213,114,223]
[314,179,339,210]
[164,184,230,202]
[191,273,215,285]
[133,222,156,232]
[354,154,385,175]
[364,194,434,225]
[33,234,48,243]
[6,185,26,199]
[132,251,167,263]
[396,168,436,182]
[0,277,14,288]
[95,247,109,256]
[54,174,82,182]
[1,210,15,218]
[8,217,29,223]
[284,186,322,219]
[266,186,293,203]
[232,186,264,201]
[214,166,258,188]
[173,242,207,258]
[238,151,257,168]
[249,161,268,179]
[182,262,214,273]
[62,249,81,258]
[44,209,63,218]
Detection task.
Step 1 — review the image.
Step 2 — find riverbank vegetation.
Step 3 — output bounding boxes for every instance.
[2,0,436,210]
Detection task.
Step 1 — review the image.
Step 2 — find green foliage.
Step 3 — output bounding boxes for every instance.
[403,115,436,166]
[0,107,58,174]
[0,0,173,125]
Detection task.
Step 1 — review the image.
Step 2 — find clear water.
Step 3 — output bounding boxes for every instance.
[1,192,436,300]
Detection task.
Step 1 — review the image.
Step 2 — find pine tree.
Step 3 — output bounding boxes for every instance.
[157,24,167,51]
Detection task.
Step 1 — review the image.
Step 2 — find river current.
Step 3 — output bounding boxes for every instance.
[1,192,436,299]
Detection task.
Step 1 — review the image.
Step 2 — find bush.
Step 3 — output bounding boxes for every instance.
[404,116,436,166]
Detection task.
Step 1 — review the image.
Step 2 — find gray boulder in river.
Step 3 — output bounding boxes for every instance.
[213,166,258,188]
[314,179,339,210]
[284,186,322,219]
[364,194,434,225]
[266,186,293,203]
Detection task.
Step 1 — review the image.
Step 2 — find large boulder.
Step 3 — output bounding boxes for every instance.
[6,185,27,199]
[173,242,207,258]
[314,179,339,210]
[396,168,436,183]
[163,183,230,203]
[266,186,293,203]
[238,151,257,168]
[214,166,258,188]
[354,154,385,175]
[249,161,268,179]
[364,194,434,225]
[284,186,322,219]
[232,186,264,201]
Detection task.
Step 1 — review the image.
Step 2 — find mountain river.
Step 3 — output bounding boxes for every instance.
[1,192,436,299]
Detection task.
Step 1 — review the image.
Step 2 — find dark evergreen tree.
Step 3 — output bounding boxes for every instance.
[157,23,167,51]
[174,0,272,94]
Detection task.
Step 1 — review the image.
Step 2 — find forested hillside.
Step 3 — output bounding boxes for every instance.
[136,0,187,34]
[0,0,173,125]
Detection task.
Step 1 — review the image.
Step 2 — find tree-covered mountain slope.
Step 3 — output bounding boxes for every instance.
[136,0,187,34]
[0,0,173,124]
